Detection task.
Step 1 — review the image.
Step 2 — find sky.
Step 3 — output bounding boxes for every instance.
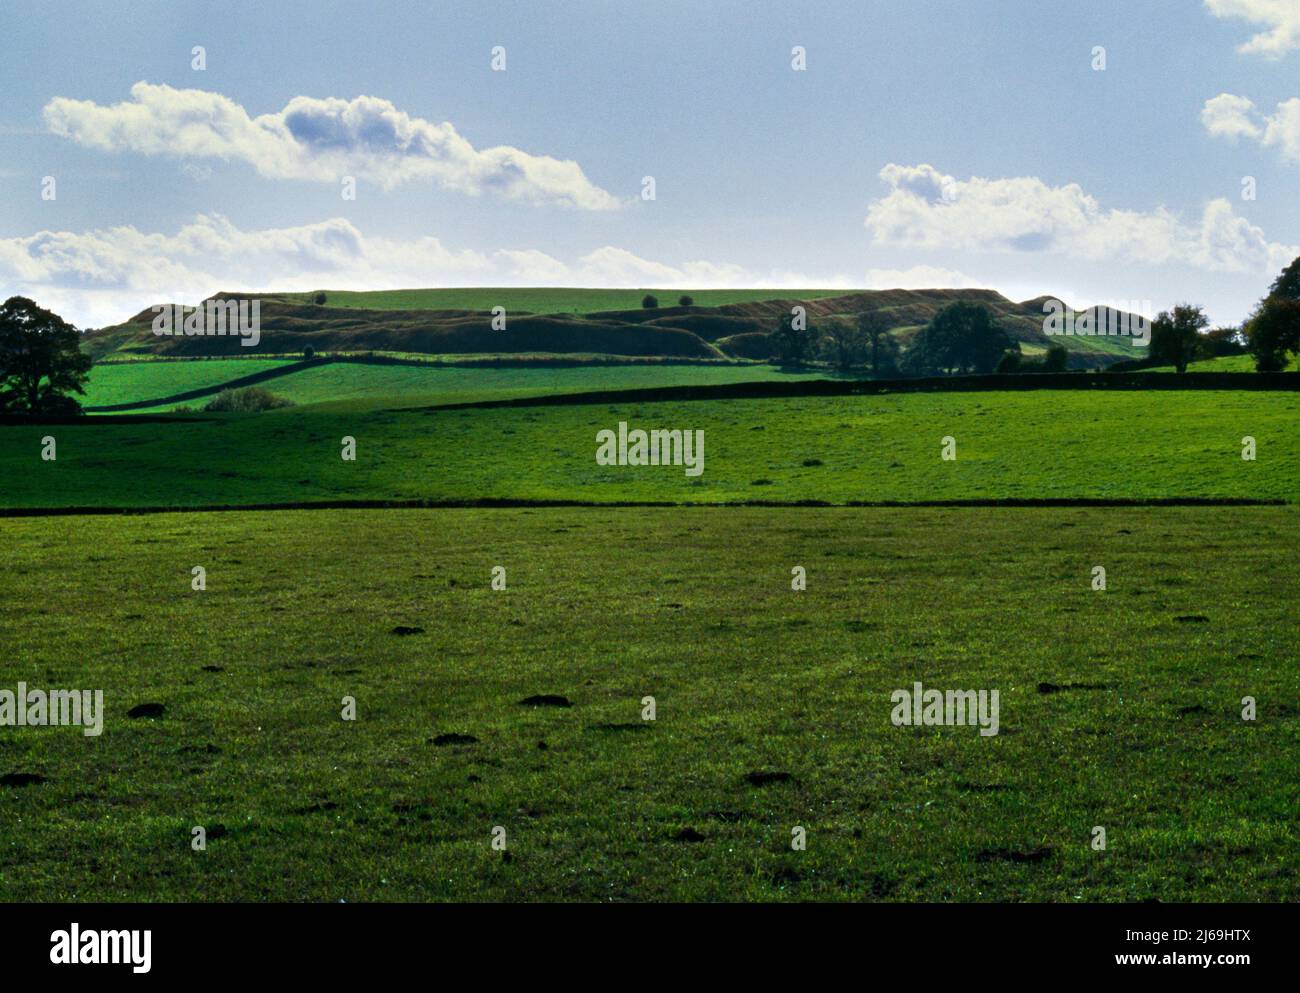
[1,0,1298,328]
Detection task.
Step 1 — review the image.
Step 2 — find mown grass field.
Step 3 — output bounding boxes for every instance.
[2,389,1296,508]
[0,506,1294,901]
[289,287,851,314]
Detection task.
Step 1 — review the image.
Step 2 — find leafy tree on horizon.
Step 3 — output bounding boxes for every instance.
[772,311,813,367]
[821,319,867,370]
[857,311,901,375]
[1150,303,1209,373]
[641,294,659,309]
[1042,341,1069,372]
[0,296,92,415]
[1247,256,1300,371]
[902,301,1016,375]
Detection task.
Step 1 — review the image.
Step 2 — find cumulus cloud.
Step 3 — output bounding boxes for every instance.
[1201,92,1300,161]
[1201,93,1264,138]
[43,82,621,209]
[0,215,859,328]
[1205,0,1300,56]
[864,163,1298,275]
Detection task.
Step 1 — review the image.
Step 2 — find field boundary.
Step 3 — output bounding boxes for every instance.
[82,353,774,412]
[0,496,1287,518]
[418,371,1300,411]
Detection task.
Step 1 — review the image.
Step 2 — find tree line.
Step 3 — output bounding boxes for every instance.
[767,254,1300,376]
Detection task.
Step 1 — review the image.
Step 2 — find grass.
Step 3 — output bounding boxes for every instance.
[290,287,852,314]
[2,389,1297,509]
[1148,354,1299,373]
[108,362,840,413]
[81,358,295,407]
[0,505,1293,901]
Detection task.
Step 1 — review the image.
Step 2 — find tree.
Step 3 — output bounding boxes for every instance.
[902,302,1016,375]
[1201,326,1248,357]
[820,320,867,370]
[857,311,899,375]
[1150,303,1209,373]
[641,294,659,309]
[312,291,327,305]
[303,345,316,361]
[771,312,812,367]
[1247,256,1300,371]
[1042,341,1069,372]
[0,297,92,415]
[1247,298,1300,371]
[678,295,694,307]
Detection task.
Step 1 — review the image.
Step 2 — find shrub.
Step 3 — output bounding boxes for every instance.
[203,387,294,413]
[303,345,316,360]
[641,294,659,309]
[1042,342,1069,372]
[678,295,694,307]
[312,292,327,305]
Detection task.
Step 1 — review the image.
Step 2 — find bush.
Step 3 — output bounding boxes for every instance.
[641,294,659,309]
[678,295,694,307]
[203,387,294,413]
[303,346,316,360]
[312,292,327,305]
[1042,342,1069,372]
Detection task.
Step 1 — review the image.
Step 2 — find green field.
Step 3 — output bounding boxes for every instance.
[81,358,295,407]
[291,287,852,314]
[0,506,1293,901]
[3,389,1296,509]
[1149,354,1298,373]
[92,361,839,413]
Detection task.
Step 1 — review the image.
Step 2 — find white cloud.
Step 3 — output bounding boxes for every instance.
[1201,93,1264,138]
[1205,0,1300,56]
[0,215,860,327]
[43,82,621,210]
[864,163,1298,274]
[1201,92,1300,161]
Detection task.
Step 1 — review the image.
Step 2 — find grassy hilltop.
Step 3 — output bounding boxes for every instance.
[80,286,1149,366]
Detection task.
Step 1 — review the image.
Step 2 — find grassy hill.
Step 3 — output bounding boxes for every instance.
[288,287,852,314]
[80,287,1150,368]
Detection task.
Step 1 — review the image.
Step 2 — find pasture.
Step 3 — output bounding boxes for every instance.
[2,388,1296,509]
[0,506,1294,901]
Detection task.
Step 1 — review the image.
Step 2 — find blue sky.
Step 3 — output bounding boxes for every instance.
[1,0,1298,327]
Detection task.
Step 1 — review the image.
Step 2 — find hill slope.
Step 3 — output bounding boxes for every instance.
[80,287,1150,366]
